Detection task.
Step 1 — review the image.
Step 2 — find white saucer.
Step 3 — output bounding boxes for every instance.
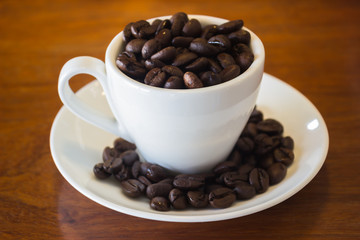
[50,73,329,222]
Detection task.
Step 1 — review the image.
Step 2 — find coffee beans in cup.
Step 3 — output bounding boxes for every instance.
[93,108,295,211]
[116,12,254,89]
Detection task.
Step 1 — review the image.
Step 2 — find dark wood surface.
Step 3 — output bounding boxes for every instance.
[1,0,359,239]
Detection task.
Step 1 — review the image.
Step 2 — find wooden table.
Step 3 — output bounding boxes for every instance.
[1,0,359,239]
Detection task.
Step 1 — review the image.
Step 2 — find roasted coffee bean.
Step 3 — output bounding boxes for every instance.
[233,181,256,200]
[249,108,263,123]
[249,168,269,193]
[236,137,255,153]
[254,133,278,155]
[156,19,171,34]
[233,43,254,72]
[213,161,237,175]
[146,182,173,199]
[162,65,184,77]
[228,29,251,45]
[120,150,139,166]
[207,58,223,73]
[144,59,166,70]
[218,19,244,34]
[125,39,147,54]
[169,188,187,209]
[140,162,152,175]
[144,68,167,87]
[173,174,205,190]
[116,55,146,79]
[131,20,150,38]
[219,64,241,82]
[172,36,194,48]
[241,122,258,139]
[189,38,219,57]
[151,46,176,63]
[243,154,257,166]
[273,147,294,166]
[155,28,172,47]
[209,187,236,208]
[205,184,224,193]
[267,162,287,185]
[138,175,152,186]
[187,191,209,208]
[185,57,209,72]
[172,52,198,67]
[131,161,141,178]
[103,155,123,174]
[123,22,134,43]
[164,76,184,89]
[257,119,284,136]
[222,171,244,187]
[281,136,295,150]
[150,196,171,211]
[238,163,255,181]
[200,71,221,87]
[120,179,146,198]
[257,154,275,169]
[146,164,168,182]
[182,18,202,37]
[170,12,188,37]
[217,53,236,69]
[201,24,218,39]
[208,34,232,52]
[151,19,162,29]
[102,146,117,163]
[227,148,242,166]
[183,72,203,88]
[93,163,111,179]
[114,165,132,182]
[142,39,162,59]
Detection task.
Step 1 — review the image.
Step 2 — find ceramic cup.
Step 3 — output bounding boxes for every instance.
[58,15,265,174]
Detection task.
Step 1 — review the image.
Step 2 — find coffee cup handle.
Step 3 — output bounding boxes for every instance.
[58,56,132,142]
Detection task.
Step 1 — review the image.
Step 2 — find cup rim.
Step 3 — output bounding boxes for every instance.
[105,14,265,95]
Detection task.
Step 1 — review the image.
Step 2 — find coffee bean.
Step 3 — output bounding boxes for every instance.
[146,182,173,199]
[173,174,205,190]
[114,165,132,182]
[219,64,241,82]
[185,57,209,72]
[103,156,123,174]
[207,58,223,73]
[102,146,117,163]
[200,71,221,87]
[170,12,188,37]
[144,59,166,70]
[155,28,172,47]
[249,168,269,193]
[131,161,141,178]
[182,18,202,37]
[281,136,295,150]
[150,196,171,211]
[156,19,171,34]
[93,163,111,179]
[241,122,258,139]
[131,20,150,39]
[254,133,278,155]
[228,29,251,45]
[273,147,294,166]
[164,76,184,89]
[233,43,254,72]
[227,148,242,165]
[172,36,194,48]
[138,175,152,187]
[201,24,218,39]
[236,137,255,153]
[249,108,264,123]
[218,19,244,34]
[125,39,147,54]
[213,161,238,175]
[257,154,275,169]
[120,150,139,166]
[183,72,203,88]
[209,187,236,208]
[146,164,168,182]
[123,22,134,43]
[144,68,167,87]
[120,179,146,198]
[189,38,219,57]
[222,171,245,188]
[257,119,284,136]
[267,162,287,185]
[162,65,184,77]
[169,188,188,209]
[172,52,198,67]
[140,162,152,175]
[233,181,256,200]
[208,34,232,52]
[116,55,146,79]
[216,52,236,68]
[142,39,162,59]
[187,191,209,208]
[151,46,176,63]
[238,163,255,181]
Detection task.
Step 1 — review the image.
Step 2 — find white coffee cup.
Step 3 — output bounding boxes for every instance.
[58,15,265,174]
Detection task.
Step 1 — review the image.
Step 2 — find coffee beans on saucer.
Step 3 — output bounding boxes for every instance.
[116,12,254,89]
[93,108,295,211]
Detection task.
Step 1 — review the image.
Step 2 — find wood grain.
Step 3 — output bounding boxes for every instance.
[1,0,359,239]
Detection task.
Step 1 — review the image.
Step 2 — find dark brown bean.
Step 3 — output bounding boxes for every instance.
[213,161,238,175]
[130,20,150,39]
[185,57,209,72]
[173,174,205,190]
[200,71,221,87]
[120,179,146,198]
[146,164,169,182]
[142,39,162,59]
[151,46,176,63]
[267,162,287,185]
[219,64,241,82]
[146,182,173,199]
[162,65,184,77]
[183,72,203,89]
[187,191,209,208]
[164,76,185,89]
[144,68,167,87]
[216,52,236,68]
[182,18,202,37]
[218,19,244,34]
[189,38,219,57]
[93,163,111,179]
[169,188,188,209]
[116,55,146,79]
[249,168,270,194]
[150,196,171,211]
[209,187,236,208]
[119,150,139,166]
[273,147,294,166]
[257,119,284,136]
[201,24,218,39]
[228,29,251,45]
[155,28,172,47]
[233,181,256,200]
[172,36,194,48]
[172,52,198,67]
[208,34,232,52]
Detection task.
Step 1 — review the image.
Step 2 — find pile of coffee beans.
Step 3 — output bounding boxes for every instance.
[116,12,254,89]
[93,108,295,211]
